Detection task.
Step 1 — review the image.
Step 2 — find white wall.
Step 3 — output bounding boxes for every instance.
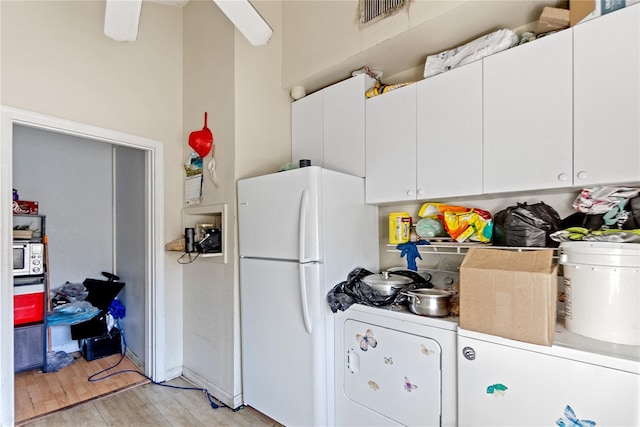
[1,0,184,381]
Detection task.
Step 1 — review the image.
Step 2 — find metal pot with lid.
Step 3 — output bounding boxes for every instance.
[361,271,413,296]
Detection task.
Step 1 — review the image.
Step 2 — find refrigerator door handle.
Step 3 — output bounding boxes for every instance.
[298,263,313,334]
[298,189,309,263]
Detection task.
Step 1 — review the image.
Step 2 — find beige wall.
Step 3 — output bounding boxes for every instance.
[0,0,185,373]
[282,0,562,93]
[0,0,571,415]
[234,1,291,181]
[181,0,289,406]
[182,0,239,404]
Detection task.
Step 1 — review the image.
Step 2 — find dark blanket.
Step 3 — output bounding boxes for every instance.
[327,267,433,313]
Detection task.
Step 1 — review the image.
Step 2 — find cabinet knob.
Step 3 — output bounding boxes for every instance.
[406,190,415,197]
[557,173,569,182]
[416,188,425,196]
[577,171,588,180]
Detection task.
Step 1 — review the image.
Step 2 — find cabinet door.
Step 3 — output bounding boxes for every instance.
[574,5,640,185]
[417,61,483,199]
[457,334,640,427]
[324,74,372,177]
[483,30,573,193]
[365,84,417,204]
[14,324,44,372]
[292,90,323,167]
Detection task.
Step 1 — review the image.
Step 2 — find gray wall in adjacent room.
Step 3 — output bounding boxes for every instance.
[114,145,146,361]
[12,125,145,358]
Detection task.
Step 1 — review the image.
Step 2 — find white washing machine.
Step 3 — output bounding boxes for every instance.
[334,303,458,426]
[457,322,640,426]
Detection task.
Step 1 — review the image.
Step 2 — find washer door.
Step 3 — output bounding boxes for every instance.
[343,319,442,426]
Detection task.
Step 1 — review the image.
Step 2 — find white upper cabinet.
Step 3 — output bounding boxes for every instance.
[360,5,640,204]
[573,4,640,186]
[323,75,372,177]
[483,29,573,194]
[416,61,483,199]
[292,90,323,168]
[292,74,374,177]
[365,84,417,204]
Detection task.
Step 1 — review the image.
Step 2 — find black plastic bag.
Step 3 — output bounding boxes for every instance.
[327,267,432,313]
[493,202,562,247]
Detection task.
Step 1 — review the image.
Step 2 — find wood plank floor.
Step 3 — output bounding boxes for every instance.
[19,377,280,427]
[15,352,148,424]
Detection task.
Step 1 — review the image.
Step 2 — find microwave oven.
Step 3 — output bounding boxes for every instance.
[13,242,44,276]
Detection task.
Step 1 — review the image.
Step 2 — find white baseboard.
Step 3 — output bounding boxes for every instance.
[163,365,183,382]
[181,366,243,409]
[124,347,144,372]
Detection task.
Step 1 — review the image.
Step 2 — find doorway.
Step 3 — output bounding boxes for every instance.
[0,106,166,426]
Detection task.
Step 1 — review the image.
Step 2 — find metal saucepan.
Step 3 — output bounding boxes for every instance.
[361,271,413,296]
[402,289,453,317]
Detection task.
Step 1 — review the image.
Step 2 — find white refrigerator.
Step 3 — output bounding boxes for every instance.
[237,166,379,426]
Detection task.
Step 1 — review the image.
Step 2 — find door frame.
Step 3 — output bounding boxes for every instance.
[0,106,166,425]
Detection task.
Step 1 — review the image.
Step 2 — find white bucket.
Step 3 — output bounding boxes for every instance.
[560,242,640,346]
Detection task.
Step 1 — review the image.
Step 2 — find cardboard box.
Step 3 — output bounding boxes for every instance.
[459,248,557,346]
[570,0,640,26]
[536,7,570,34]
[12,200,39,215]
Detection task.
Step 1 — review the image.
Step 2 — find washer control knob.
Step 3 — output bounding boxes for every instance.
[462,346,476,361]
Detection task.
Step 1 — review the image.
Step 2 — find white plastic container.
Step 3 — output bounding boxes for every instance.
[560,241,640,346]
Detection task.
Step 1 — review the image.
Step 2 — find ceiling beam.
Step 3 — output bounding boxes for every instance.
[212,0,273,46]
[104,0,143,42]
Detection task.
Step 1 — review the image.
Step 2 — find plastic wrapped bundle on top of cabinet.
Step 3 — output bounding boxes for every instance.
[423,29,519,78]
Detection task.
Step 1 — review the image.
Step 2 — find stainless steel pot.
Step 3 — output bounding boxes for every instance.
[402,289,452,317]
[362,271,413,296]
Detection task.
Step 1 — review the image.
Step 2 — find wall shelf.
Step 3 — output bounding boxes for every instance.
[386,242,560,258]
[182,203,227,263]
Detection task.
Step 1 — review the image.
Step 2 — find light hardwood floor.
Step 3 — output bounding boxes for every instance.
[20,377,280,427]
[15,353,148,424]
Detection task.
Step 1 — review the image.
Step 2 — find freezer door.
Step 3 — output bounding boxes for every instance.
[238,167,321,261]
[240,258,328,426]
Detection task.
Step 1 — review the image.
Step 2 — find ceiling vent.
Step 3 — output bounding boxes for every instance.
[360,0,406,24]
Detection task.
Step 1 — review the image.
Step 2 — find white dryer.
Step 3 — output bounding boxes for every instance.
[334,303,458,426]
